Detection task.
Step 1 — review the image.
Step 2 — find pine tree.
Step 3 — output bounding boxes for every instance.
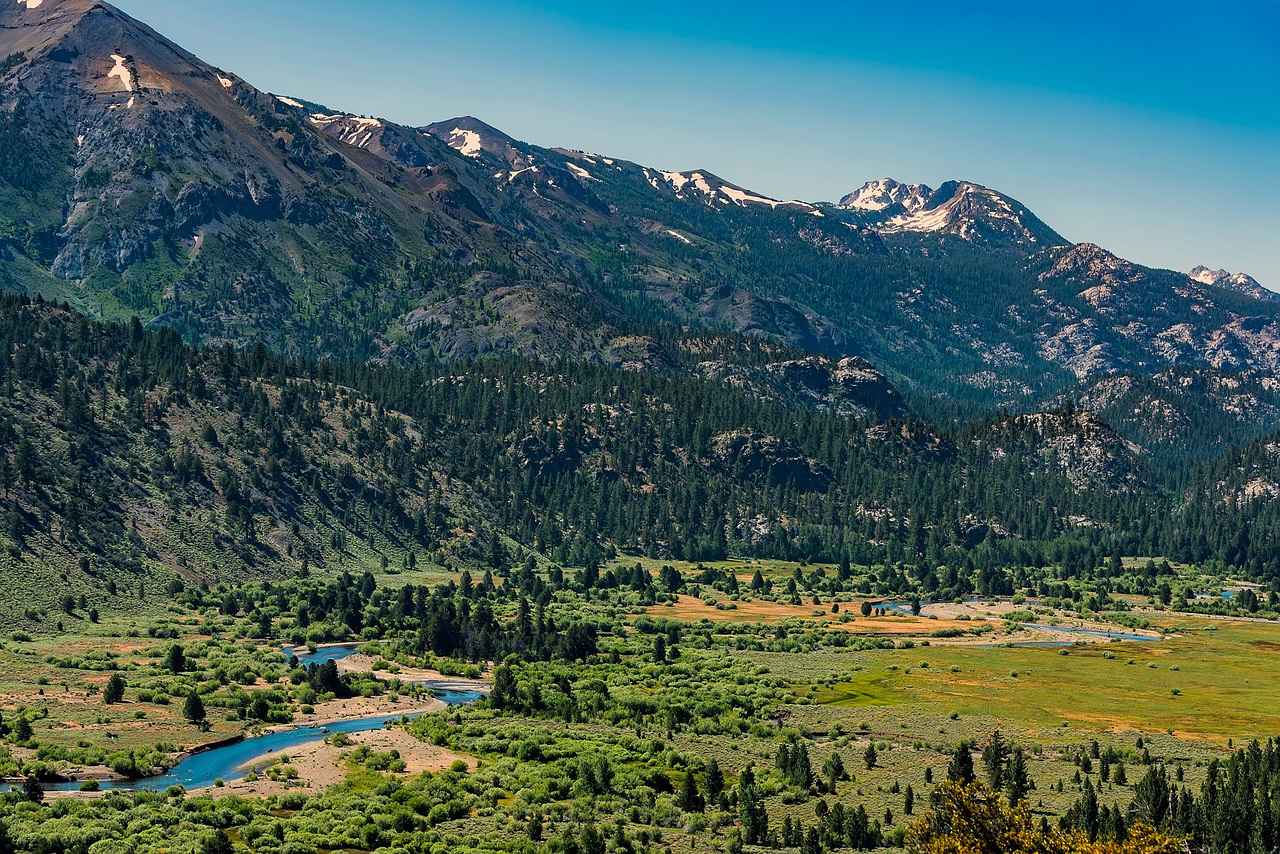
[184,691,207,726]
[737,764,768,845]
[1005,747,1030,804]
[948,741,975,783]
[490,664,515,712]
[679,771,704,812]
[982,730,1008,790]
[164,643,186,674]
[103,673,126,704]
[704,757,725,804]
[822,751,845,793]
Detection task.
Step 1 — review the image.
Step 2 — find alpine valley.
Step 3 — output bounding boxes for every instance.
[1,3,1279,854]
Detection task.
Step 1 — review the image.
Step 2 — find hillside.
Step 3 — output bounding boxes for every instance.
[3,0,1280,428]
[0,294,1220,627]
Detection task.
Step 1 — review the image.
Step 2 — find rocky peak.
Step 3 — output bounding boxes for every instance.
[838,178,931,214]
[423,116,524,164]
[1190,266,1276,302]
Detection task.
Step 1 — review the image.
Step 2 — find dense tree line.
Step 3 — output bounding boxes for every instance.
[2,294,1280,613]
[1061,740,1280,854]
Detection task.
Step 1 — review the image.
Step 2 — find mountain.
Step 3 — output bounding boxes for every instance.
[0,294,1177,625]
[838,178,1064,248]
[1190,266,1276,302]
[1069,367,1280,469]
[4,0,1280,428]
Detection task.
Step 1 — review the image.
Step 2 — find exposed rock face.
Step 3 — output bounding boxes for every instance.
[5,0,1280,434]
[1190,266,1276,302]
[696,285,852,358]
[1069,368,1280,456]
[989,410,1145,494]
[707,431,833,491]
[840,179,1063,247]
[700,355,911,421]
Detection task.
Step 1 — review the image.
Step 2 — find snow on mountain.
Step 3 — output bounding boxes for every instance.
[649,169,818,212]
[308,113,384,149]
[882,182,1015,236]
[1190,267,1276,301]
[565,162,599,182]
[837,180,1063,247]
[838,179,930,213]
[447,127,482,158]
[423,117,528,166]
[107,53,133,91]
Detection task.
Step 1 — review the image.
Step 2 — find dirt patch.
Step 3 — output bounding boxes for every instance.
[648,596,981,636]
[334,654,489,693]
[199,727,472,799]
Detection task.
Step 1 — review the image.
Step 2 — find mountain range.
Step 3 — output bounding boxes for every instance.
[1,0,1278,449]
[4,0,1280,622]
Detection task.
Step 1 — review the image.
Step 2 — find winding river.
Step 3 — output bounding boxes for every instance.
[42,687,482,793]
[34,637,479,794]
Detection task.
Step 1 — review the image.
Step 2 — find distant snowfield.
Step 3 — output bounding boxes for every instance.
[17,0,44,9]
[219,76,233,90]
[276,95,304,108]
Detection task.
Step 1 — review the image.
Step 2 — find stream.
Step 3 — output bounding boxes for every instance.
[29,636,477,793]
[40,687,482,793]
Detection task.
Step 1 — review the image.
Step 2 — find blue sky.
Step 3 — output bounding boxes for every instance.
[115,0,1280,286]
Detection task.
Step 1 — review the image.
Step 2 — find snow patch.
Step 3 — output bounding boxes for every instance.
[720,186,811,209]
[666,229,692,245]
[218,76,233,90]
[565,162,598,182]
[309,113,379,128]
[308,113,383,148]
[76,135,84,147]
[16,0,44,9]
[108,54,134,93]
[447,128,482,158]
[839,179,931,214]
[275,95,304,108]
[662,171,690,191]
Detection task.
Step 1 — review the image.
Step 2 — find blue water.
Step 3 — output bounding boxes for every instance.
[42,688,482,793]
[282,643,368,667]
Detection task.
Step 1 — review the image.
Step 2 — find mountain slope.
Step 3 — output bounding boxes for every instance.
[0,294,1192,625]
[3,0,1280,423]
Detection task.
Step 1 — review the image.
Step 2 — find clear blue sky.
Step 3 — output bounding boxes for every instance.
[115,0,1280,287]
